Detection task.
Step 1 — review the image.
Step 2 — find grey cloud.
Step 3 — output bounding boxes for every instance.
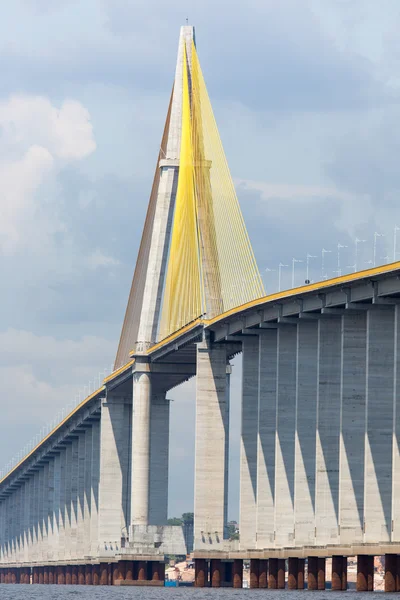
[0,0,389,114]
[325,107,400,207]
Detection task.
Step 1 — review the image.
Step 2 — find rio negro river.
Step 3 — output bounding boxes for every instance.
[0,588,383,599]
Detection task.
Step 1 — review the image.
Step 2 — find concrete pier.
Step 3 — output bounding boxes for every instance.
[332,555,347,590]
[194,335,228,548]
[233,559,243,588]
[385,554,397,592]
[131,372,151,526]
[268,557,278,589]
[357,555,374,591]
[249,558,259,588]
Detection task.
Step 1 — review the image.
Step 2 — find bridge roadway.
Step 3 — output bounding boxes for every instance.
[3,262,400,589]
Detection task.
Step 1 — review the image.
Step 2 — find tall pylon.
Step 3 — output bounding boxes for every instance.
[115,26,264,369]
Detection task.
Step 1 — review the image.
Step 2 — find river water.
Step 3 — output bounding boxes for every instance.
[0,588,383,599]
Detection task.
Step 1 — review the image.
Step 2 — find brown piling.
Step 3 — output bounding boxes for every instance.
[268,558,278,589]
[259,559,268,588]
[250,559,259,589]
[99,563,108,585]
[385,554,397,593]
[317,557,325,590]
[288,557,298,590]
[277,559,285,589]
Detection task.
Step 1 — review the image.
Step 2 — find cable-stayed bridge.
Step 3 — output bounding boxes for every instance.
[2,25,400,592]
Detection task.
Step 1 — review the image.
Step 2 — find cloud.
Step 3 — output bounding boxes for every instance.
[0,95,96,254]
[86,249,120,269]
[237,179,357,203]
[0,328,115,472]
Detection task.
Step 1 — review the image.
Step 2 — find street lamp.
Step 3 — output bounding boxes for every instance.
[321,248,331,280]
[306,254,317,282]
[264,267,276,291]
[278,263,288,292]
[337,243,347,277]
[373,232,384,267]
[292,258,303,288]
[346,263,356,273]
[355,238,366,272]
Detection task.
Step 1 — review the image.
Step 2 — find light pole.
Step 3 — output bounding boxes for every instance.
[264,267,276,291]
[292,258,303,288]
[346,263,356,273]
[373,232,384,267]
[321,248,331,280]
[278,263,288,292]
[394,225,400,261]
[337,243,347,277]
[306,254,317,282]
[355,238,366,272]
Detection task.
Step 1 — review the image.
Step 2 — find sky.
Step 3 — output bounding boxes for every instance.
[1,0,400,520]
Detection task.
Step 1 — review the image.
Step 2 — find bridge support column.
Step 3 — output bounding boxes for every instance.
[78,564,85,584]
[33,567,39,584]
[278,559,285,589]
[211,559,223,587]
[195,558,207,587]
[71,565,78,585]
[298,559,305,589]
[268,558,278,589]
[194,335,228,547]
[308,557,317,590]
[151,562,165,582]
[57,566,65,585]
[38,567,44,584]
[43,567,49,584]
[288,557,298,590]
[99,394,130,545]
[259,559,268,588]
[332,556,347,590]
[240,337,259,549]
[357,555,374,591]
[125,561,134,582]
[250,559,259,588]
[385,554,397,592]
[24,569,30,585]
[131,372,151,526]
[65,565,71,585]
[137,560,147,582]
[92,564,100,585]
[99,563,108,585]
[233,559,243,588]
[49,566,55,585]
[85,565,92,585]
[149,394,170,525]
[397,555,400,592]
[318,558,325,590]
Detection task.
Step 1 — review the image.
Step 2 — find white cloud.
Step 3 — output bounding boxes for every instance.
[86,248,120,269]
[0,328,115,471]
[237,179,357,202]
[0,329,114,377]
[237,178,373,237]
[0,95,96,254]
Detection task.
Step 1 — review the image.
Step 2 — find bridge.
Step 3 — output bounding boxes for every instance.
[1,25,400,592]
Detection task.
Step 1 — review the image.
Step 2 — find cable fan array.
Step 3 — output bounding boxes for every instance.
[159,42,264,340]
